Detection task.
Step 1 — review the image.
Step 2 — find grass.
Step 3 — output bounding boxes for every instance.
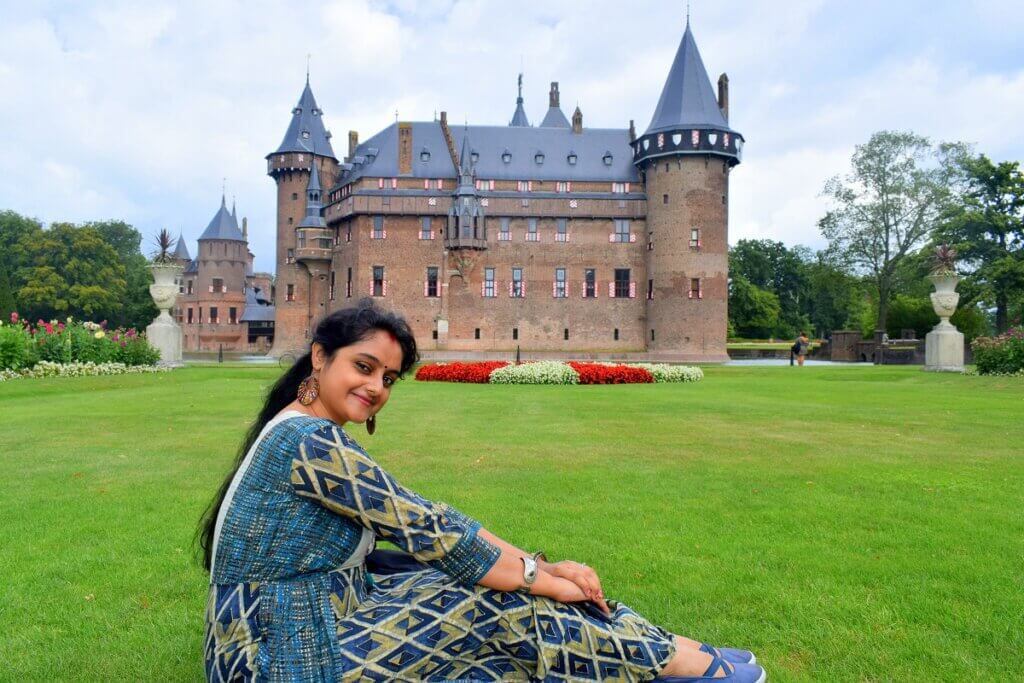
[1,365,1022,681]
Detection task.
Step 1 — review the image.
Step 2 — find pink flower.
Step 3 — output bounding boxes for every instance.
[10,312,18,323]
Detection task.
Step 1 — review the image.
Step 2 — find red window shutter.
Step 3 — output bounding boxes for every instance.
[630,234,637,243]
[391,178,397,189]
[382,229,387,239]
[566,232,571,242]
[629,281,636,298]
[699,284,704,299]
[430,230,435,239]
[528,181,533,191]
[625,182,631,192]
[424,281,429,296]
[490,180,496,190]
[567,181,572,192]
[369,279,374,295]
[424,179,429,190]
[522,281,527,296]
[383,280,388,296]
[565,282,570,297]
[508,281,513,297]
[608,233,615,243]
[378,178,384,189]
[552,281,557,298]
[688,289,694,299]
[608,282,615,298]
[481,281,486,296]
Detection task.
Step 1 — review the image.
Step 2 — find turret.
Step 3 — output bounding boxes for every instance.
[509,73,530,127]
[639,19,742,362]
[295,153,332,264]
[539,82,570,128]
[446,133,487,250]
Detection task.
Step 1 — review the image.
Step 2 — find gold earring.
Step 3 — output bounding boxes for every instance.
[297,374,320,406]
[366,414,376,435]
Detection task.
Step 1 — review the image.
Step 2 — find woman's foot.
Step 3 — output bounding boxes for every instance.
[699,642,756,665]
[658,656,766,682]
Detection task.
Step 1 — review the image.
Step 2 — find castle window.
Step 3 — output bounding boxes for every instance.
[648,232,654,251]
[286,249,295,264]
[187,308,193,324]
[475,328,481,339]
[372,266,386,297]
[211,278,224,294]
[209,307,219,325]
[614,328,619,341]
[482,267,496,297]
[584,268,596,298]
[229,307,237,325]
[499,217,511,241]
[651,329,655,342]
[298,231,306,248]
[198,307,202,323]
[603,152,613,166]
[292,192,298,201]
[502,150,512,164]
[330,271,336,300]
[665,163,670,172]
[526,219,538,242]
[420,149,431,162]
[420,216,434,240]
[564,328,569,340]
[510,267,524,298]
[612,182,629,194]
[663,193,669,204]
[556,218,568,242]
[534,152,545,165]
[553,268,567,298]
[556,181,571,193]
[647,279,654,300]
[612,219,632,243]
[372,216,385,239]
[512,328,519,340]
[612,268,634,298]
[425,267,439,297]
[288,217,293,225]
[471,151,479,164]
[518,180,533,192]
[346,225,352,242]
[689,278,703,300]
[346,267,352,298]
[690,228,702,249]
[187,280,194,295]
[567,152,578,165]
[286,284,295,302]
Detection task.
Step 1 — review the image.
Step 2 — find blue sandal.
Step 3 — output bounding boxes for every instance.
[699,642,757,665]
[658,655,766,682]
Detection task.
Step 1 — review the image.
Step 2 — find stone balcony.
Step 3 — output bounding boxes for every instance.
[443,235,488,250]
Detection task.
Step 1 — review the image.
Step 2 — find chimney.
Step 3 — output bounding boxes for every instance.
[398,123,413,175]
[629,119,636,141]
[717,73,729,122]
[439,111,459,168]
[348,130,359,160]
[549,82,560,108]
[242,217,248,240]
[571,106,583,134]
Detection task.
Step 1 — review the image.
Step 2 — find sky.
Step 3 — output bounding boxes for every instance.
[2,0,1023,273]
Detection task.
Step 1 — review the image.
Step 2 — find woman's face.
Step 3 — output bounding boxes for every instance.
[310,329,404,425]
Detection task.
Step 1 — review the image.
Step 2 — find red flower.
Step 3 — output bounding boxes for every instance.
[10,312,18,324]
[568,362,654,384]
[415,361,509,383]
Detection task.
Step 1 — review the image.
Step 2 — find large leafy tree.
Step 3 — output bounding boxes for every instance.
[819,131,965,331]
[802,252,869,337]
[730,239,810,336]
[85,220,158,329]
[728,274,782,339]
[0,210,44,312]
[938,154,1024,332]
[16,223,127,321]
[0,260,15,321]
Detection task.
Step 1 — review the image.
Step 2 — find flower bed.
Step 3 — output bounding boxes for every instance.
[0,312,160,372]
[415,360,704,385]
[414,361,509,383]
[972,327,1024,376]
[0,361,171,383]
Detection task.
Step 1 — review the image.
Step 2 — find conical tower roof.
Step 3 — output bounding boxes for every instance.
[199,195,246,241]
[297,158,327,229]
[645,22,731,135]
[509,73,530,127]
[271,78,337,160]
[173,234,191,260]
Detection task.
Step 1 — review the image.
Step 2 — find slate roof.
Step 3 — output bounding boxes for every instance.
[271,78,337,160]
[240,285,275,322]
[334,121,638,186]
[539,106,571,128]
[298,158,327,229]
[173,234,191,261]
[509,73,530,127]
[199,195,246,242]
[645,22,736,135]
[184,258,198,274]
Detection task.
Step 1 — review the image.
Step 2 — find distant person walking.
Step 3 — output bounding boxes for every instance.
[793,331,810,367]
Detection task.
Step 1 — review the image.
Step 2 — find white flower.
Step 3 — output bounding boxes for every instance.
[489,361,579,385]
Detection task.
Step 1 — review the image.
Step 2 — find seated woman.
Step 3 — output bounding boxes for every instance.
[199,302,765,682]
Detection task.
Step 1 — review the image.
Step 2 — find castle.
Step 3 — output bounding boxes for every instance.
[177,19,743,361]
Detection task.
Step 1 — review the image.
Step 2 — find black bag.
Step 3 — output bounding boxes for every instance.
[791,341,801,354]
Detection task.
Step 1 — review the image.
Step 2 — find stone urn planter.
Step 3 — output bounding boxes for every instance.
[147,262,184,366]
[924,271,964,372]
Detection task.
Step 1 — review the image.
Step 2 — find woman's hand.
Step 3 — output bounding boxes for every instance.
[545,575,589,604]
[548,561,610,615]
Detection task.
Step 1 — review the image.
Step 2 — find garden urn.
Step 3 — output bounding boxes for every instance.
[924,272,964,372]
[147,262,184,365]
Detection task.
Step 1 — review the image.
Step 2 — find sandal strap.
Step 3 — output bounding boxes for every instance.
[703,655,734,678]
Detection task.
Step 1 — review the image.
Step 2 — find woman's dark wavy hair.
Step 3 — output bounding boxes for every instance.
[197,299,418,571]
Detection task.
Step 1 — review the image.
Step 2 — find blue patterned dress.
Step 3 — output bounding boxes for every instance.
[205,412,677,681]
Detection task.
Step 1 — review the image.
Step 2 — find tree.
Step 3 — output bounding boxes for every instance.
[819,131,965,331]
[0,210,44,310]
[937,154,1024,332]
[728,274,782,339]
[0,260,15,321]
[85,220,158,329]
[730,239,810,337]
[16,223,127,321]
[802,252,869,337]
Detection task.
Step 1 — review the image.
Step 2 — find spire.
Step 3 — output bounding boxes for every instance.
[173,233,191,261]
[231,197,237,220]
[297,156,326,229]
[270,76,337,160]
[509,73,530,127]
[539,81,570,128]
[200,195,246,241]
[644,21,730,135]
[458,130,473,175]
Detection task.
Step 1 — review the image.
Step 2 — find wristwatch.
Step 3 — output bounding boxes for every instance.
[520,555,538,592]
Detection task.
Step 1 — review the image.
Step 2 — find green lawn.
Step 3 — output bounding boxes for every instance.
[1,366,1022,681]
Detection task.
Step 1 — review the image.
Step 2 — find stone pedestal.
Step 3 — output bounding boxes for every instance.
[147,312,183,367]
[925,321,964,372]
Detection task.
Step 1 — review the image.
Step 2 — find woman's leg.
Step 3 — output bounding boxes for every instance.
[656,636,722,678]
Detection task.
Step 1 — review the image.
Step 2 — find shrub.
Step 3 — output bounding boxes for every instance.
[634,363,705,383]
[0,361,171,382]
[110,330,161,366]
[0,321,33,370]
[415,361,509,383]
[568,362,654,384]
[972,327,1024,375]
[489,361,580,385]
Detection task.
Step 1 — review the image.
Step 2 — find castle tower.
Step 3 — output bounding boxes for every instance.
[635,19,744,361]
[266,76,338,355]
[194,195,249,350]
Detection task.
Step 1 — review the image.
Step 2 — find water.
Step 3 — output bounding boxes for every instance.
[724,359,854,367]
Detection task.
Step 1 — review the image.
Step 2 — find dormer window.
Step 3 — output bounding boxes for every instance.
[502,150,512,164]
[567,152,578,165]
[471,151,479,163]
[420,149,431,162]
[301,131,311,139]
[535,153,545,165]
[603,152,613,166]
